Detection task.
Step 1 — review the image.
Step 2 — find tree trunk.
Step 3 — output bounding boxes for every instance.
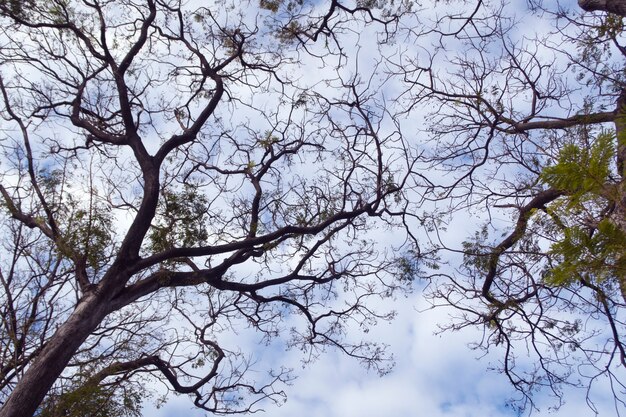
[614,203,626,302]
[579,0,626,16]
[614,92,626,303]
[0,293,109,417]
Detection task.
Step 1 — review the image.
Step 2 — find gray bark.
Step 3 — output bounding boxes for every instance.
[0,294,109,417]
[615,92,626,303]
[579,0,626,16]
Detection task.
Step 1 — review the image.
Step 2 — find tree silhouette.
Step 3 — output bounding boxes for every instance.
[2,1,626,416]
[0,1,413,416]
[394,0,626,412]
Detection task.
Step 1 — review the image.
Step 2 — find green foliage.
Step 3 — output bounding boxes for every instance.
[257,131,280,149]
[393,248,440,284]
[0,0,74,24]
[540,131,614,204]
[38,168,64,193]
[547,219,626,285]
[461,224,491,273]
[64,206,113,269]
[259,0,281,12]
[38,382,142,417]
[259,0,303,13]
[277,21,303,43]
[597,13,624,39]
[394,255,418,282]
[38,167,114,270]
[149,183,209,253]
[0,0,33,16]
[539,133,626,287]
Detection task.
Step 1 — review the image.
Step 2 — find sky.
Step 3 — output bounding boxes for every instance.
[1,0,625,416]
[146,289,622,417]
[114,1,626,416]
[142,196,624,417]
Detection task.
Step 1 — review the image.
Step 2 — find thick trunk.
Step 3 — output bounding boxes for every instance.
[0,293,109,417]
[614,203,626,302]
[579,0,626,16]
[615,93,626,303]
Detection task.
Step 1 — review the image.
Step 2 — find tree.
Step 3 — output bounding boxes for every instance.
[0,1,414,416]
[37,379,142,417]
[2,0,626,416]
[579,0,626,16]
[392,0,626,412]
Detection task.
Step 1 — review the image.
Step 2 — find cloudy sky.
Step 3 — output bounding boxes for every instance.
[1,0,623,416]
[140,1,625,416]
[147,289,621,417]
[145,205,623,417]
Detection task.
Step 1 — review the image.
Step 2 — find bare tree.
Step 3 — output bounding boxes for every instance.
[4,0,626,415]
[0,1,414,416]
[393,0,626,412]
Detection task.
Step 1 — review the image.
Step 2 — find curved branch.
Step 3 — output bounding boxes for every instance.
[88,342,224,395]
[133,204,377,272]
[503,111,617,133]
[579,0,626,17]
[482,188,564,304]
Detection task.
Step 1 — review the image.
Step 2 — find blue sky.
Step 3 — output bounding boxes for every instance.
[1,0,623,416]
[141,1,625,416]
[146,287,623,417]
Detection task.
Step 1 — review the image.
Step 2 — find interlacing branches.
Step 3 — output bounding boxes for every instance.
[393,0,626,412]
[0,1,413,416]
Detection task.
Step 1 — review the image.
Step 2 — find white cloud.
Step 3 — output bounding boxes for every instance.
[146,286,623,417]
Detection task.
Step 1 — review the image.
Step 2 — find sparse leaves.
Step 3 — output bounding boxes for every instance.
[38,382,142,417]
[540,131,614,203]
[148,183,209,253]
[0,1,411,416]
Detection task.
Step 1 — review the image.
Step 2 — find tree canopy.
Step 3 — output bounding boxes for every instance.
[402,0,626,412]
[0,0,625,416]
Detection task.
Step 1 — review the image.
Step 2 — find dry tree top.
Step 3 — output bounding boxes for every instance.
[0,1,624,416]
